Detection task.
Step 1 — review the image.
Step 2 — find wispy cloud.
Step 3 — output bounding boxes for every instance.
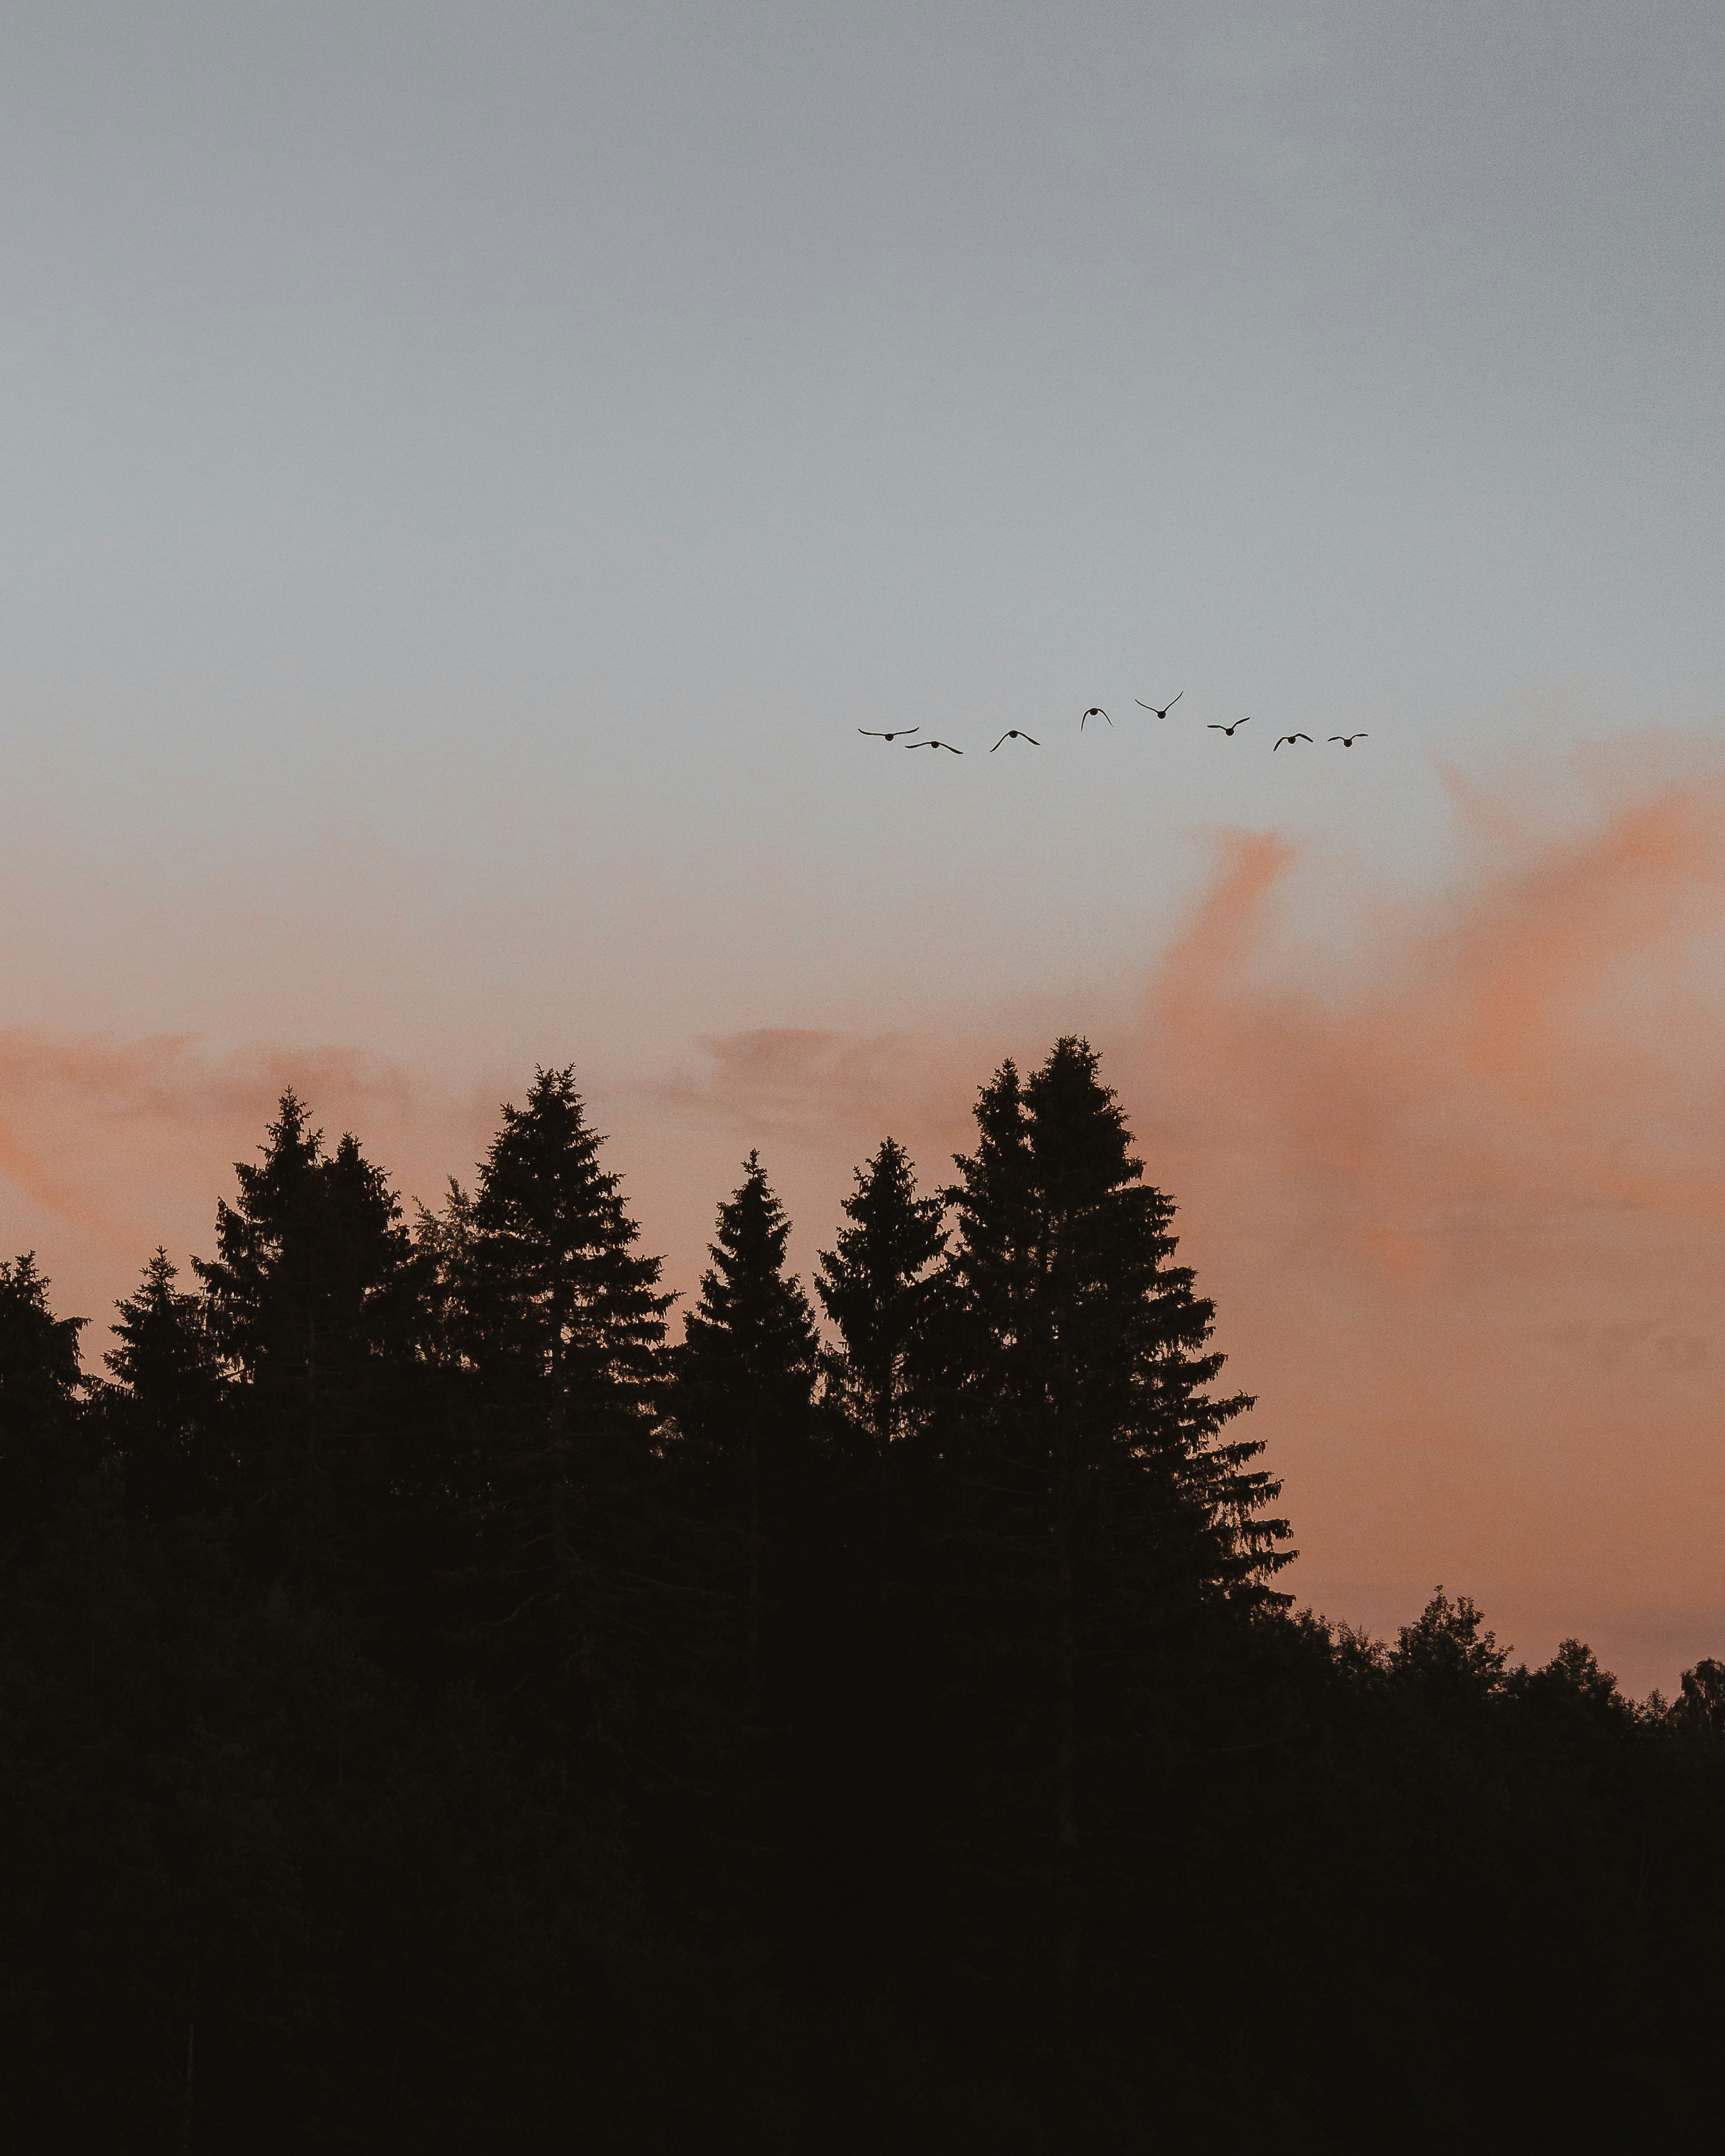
[3,744,1722,1690]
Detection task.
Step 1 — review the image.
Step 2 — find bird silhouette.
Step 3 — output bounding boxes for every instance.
[907,738,963,754]
[1081,707,1111,729]
[1329,733,1368,747]
[1135,692,1183,719]
[1208,718,1250,737]
[991,730,1040,751]
[859,727,920,742]
[1274,733,1313,750]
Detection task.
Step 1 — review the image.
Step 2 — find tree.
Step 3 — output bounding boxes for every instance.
[937,1038,1292,1974]
[812,1140,951,1976]
[0,1255,88,1537]
[815,1136,948,1464]
[672,1152,821,1702]
[1390,1587,1511,1709]
[99,1250,229,1521]
[193,1091,418,1566]
[448,1067,674,1750]
[946,1037,1290,1605]
[1674,1657,1725,1737]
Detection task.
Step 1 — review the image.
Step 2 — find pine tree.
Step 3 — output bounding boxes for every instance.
[0,1254,88,1536]
[449,1067,674,1749]
[815,1137,947,1463]
[99,1250,229,1521]
[672,1152,820,1701]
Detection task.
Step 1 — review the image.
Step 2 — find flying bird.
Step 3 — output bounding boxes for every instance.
[1135,692,1183,719]
[1274,733,1313,750]
[991,730,1040,751]
[1081,707,1111,729]
[1329,733,1368,747]
[859,726,920,741]
[907,738,963,754]
[1208,718,1250,737]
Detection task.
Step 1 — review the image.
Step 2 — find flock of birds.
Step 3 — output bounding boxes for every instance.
[861,692,1369,756]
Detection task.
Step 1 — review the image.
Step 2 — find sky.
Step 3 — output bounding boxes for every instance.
[2,1,1722,1693]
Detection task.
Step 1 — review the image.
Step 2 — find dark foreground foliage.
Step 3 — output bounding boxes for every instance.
[0,1044,1721,2153]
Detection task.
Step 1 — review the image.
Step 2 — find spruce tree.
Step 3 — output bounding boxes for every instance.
[0,1254,88,1536]
[812,1141,950,1975]
[672,1152,820,1699]
[939,1037,1292,1973]
[815,1136,947,1463]
[195,1094,414,1385]
[99,1250,229,1521]
[947,1036,1289,1614]
[193,1091,418,1567]
[449,1067,674,1748]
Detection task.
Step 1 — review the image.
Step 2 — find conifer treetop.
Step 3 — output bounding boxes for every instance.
[466,1065,672,1380]
[683,1150,819,1396]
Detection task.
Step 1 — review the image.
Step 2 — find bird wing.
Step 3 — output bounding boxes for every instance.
[1207,724,1226,732]
[1021,733,1040,746]
[945,743,963,753]
[1165,691,1182,710]
[992,734,1009,751]
[1135,701,1154,713]
[860,729,884,736]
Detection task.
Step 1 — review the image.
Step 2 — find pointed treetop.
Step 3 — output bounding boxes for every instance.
[194,1090,414,1380]
[477,1067,626,1249]
[684,1151,819,1400]
[463,1065,672,1375]
[816,1137,947,1447]
[104,1249,203,1389]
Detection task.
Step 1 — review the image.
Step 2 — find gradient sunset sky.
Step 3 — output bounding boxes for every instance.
[3,2,1722,1693]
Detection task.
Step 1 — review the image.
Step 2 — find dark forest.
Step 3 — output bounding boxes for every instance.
[2,1039,1721,2153]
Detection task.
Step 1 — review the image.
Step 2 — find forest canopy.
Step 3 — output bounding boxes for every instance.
[1,1038,1720,2154]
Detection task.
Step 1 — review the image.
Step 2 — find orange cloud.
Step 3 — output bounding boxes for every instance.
[642,762,1725,1693]
[3,749,1722,1693]
[1118,774,1725,1692]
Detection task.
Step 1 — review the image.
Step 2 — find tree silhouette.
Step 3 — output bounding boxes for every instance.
[1390,1585,1511,1708]
[193,1091,418,1572]
[0,1254,88,1536]
[939,1038,1291,1977]
[0,1047,1721,2152]
[672,1151,820,1702]
[816,1136,948,1464]
[1675,1657,1725,1735]
[99,1249,229,1521]
[449,1067,673,1755]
